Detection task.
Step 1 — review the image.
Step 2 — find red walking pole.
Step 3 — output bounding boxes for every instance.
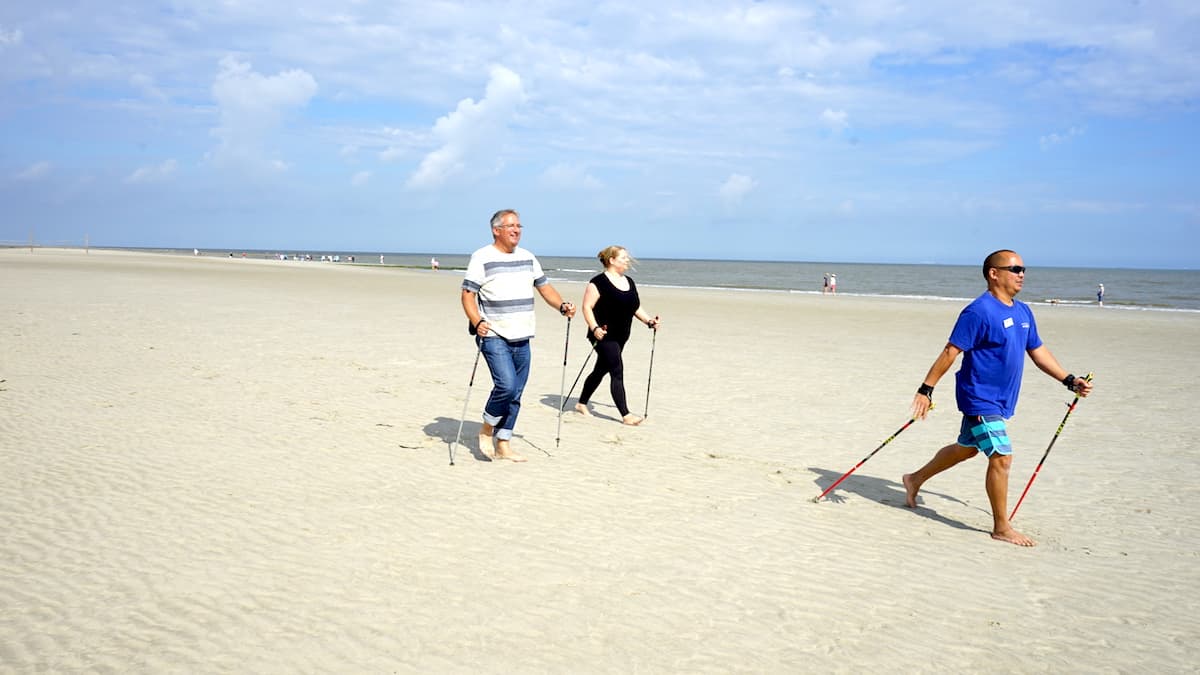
[1009,373,1093,521]
[813,405,932,503]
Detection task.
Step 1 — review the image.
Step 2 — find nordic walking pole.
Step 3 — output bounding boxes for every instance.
[643,319,658,419]
[557,330,601,449]
[813,404,933,503]
[561,340,598,409]
[449,342,484,466]
[555,316,571,448]
[1009,372,1093,521]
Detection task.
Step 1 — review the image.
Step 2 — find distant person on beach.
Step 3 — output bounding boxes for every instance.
[1097,283,1105,307]
[822,273,830,294]
[829,273,837,294]
[902,249,1093,547]
[462,209,576,462]
[431,257,440,271]
[575,246,660,426]
[379,255,385,265]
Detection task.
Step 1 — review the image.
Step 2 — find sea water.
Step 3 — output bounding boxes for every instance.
[125,248,1200,313]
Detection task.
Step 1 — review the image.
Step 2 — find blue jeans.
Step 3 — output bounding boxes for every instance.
[479,337,531,441]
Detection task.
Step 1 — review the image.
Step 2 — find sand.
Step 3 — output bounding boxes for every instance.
[2,247,1198,672]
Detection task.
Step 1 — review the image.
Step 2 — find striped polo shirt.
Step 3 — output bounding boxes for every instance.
[462,244,548,341]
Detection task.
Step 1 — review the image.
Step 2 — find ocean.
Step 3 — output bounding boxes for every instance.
[117,247,1200,313]
[392,253,1200,313]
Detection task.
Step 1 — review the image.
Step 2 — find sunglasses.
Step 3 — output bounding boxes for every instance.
[995,265,1026,274]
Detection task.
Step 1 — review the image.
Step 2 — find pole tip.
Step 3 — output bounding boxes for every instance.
[811,496,822,503]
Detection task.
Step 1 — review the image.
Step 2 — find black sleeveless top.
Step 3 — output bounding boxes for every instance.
[588,273,640,345]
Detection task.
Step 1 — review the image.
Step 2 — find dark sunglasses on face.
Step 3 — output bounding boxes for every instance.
[995,265,1026,274]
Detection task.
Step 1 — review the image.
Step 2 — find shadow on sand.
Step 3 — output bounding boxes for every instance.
[537,394,622,423]
[809,467,989,535]
[423,416,549,463]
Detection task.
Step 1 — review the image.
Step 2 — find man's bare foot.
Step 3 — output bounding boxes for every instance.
[494,439,527,463]
[574,402,592,416]
[621,414,643,426]
[991,528,1036,547]
[478,424,495,460]
[902,473,920,508]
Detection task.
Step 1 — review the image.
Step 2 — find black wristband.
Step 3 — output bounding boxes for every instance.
[475,318,486,331]
[917,383,934,398]
[1062,373,1076,389]
[559,302,569,315]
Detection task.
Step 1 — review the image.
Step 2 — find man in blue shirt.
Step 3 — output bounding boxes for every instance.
[903,250,1094,546]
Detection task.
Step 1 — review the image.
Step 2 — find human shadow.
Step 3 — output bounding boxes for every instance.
[537,394,621,423]
[424,416,492,462]
[424,416,549,462]
[539,393,572,414]
[809,467,988,534]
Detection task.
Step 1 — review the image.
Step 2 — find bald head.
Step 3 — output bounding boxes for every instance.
[983,249,1018,280]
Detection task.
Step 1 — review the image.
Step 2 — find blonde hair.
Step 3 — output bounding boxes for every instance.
[597,245,636,269]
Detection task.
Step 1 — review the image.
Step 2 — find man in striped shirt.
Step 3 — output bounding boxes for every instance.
[461,209,576,462]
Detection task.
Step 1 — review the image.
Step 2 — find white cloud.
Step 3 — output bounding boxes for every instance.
[376,126,425,162]
[125,159,178,184]
[351,170,371,186]
[718,173,756,205]
[821,108,850,134]
[130,73,167,102]
[2,3,1197,267]
[1039,126,1085,150]
[1042,198,1140,214]
[406,65,526,190]
[539,163,602,190]
[0,26,21,47]
[209,56,318,171]
[15,161,51,180]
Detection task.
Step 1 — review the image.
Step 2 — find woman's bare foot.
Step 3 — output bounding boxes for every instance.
[991,528,1036,547]
[478,423,495,460]
[621,414,643,426]
[494,439,527,463]
[574,402,592,416]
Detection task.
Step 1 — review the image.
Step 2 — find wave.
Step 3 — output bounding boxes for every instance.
[543,275,1200,314]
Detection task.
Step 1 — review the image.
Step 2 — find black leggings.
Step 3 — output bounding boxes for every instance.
[578,339,630,416]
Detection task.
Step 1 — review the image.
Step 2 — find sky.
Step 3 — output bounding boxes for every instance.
[1,1,1197,268]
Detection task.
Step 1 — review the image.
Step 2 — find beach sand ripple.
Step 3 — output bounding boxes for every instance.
[2,248,1198,672]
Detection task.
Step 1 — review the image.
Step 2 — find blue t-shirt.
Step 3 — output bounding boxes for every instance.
[949,292,1043,417]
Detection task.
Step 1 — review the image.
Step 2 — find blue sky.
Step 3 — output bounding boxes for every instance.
[2,1,1197,268]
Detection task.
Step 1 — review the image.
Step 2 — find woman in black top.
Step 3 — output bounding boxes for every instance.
[576,246,660,425]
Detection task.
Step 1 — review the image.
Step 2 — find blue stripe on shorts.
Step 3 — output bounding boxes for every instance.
[957,415,1012,457]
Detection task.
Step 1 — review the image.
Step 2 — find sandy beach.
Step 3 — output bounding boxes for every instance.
[2,247,1198,672]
